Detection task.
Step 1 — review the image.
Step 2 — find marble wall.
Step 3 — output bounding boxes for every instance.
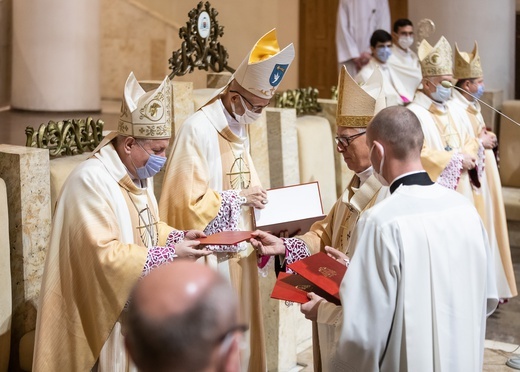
[0,146,51,371]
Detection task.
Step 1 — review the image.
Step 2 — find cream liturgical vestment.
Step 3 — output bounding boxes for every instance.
[33,144,174,371]
[159,99,266,371]
[297,171,386,371]
[333,183,498,371]
[449,90,517,298]
[387,45,422,102]
[355,59,405,106]
[407,91,480,202]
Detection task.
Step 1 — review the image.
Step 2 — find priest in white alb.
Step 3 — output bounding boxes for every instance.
[251,66,388,371]
[159,29,294,371]
[387,18,422,102]
[32,73,210,372]
[448,42,517,300]
[332,106,498,371]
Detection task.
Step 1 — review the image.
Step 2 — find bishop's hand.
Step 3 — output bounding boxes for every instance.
[184,230,206,240]
[175,239,212,260]
[324,246,349,266]
[240,186,268,209]
[250,230,285,256]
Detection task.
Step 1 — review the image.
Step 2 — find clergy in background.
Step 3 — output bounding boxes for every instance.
[407,36,480,203]
[251,66,388,371]
[333,106,498,371]
[448,42,517,300]
[159,29,295,371]
[355,29,405,106]
[32,73,210,372]
[387,18,422,102]
[336,0,390,76]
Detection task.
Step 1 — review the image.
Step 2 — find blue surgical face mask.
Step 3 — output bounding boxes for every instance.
[134,141,167,179]
[430,83,452,103]
[375,46,392,63]
[474,84,485,100]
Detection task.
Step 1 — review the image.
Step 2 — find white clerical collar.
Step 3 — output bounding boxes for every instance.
[219,98,246,138]
[356,166,373,186]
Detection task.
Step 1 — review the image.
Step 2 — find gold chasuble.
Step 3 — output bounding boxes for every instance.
[159,29,294,371]
[33,144,173,371]
[450,90,517,298]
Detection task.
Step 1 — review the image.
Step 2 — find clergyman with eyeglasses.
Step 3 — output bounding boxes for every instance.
[125,260,246,372]
[32,73,211,372]
[250,67,388,371]
[159,29,294,371]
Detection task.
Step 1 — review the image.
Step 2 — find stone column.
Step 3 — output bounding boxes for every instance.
[264,108,300,188]
[409,0,515,99]
[0,145,51,371]
[11,0,100,111]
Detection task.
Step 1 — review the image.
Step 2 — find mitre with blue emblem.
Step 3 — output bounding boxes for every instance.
[232,28,295,99]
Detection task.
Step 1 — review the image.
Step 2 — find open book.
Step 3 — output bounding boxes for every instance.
[253,182,325,236]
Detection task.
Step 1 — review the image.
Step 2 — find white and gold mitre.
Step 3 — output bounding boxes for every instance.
[453,42,483,79]
[337,66,384,127]
[117,72,172,139]
[418,36,453,77]
[232,29,295,99]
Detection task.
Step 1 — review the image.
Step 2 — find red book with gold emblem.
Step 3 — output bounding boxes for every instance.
[270,252,347,305]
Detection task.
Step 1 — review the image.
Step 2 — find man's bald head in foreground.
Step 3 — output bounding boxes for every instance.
[367,106,425,184]
[125,261,241,372]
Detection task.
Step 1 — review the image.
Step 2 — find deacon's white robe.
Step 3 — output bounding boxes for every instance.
[159,99,266,371]
[355,58,405,106]
[33,142,175,372]
[387,45,422,102]
[449,90,517,298]
[333,183,498,371]
[336,0,390,66]
[288,170,386,371]
[407,91,480,202]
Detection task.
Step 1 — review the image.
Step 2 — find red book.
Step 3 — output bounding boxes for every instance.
[287,251,347,303]
[198,231,253,245]
[270,252,347,305]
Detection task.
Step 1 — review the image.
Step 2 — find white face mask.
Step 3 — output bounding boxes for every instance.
[231,95,262,125]
[398,35,414,50]
[369,143,389,186]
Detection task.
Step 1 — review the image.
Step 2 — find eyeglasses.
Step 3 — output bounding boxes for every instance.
[229,90,270,113]
[216,323,249,355]
[335,131,366,148]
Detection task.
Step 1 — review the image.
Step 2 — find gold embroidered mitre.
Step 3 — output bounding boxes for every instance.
[336,66,385,127]
[418,36,453,77]
[453,42,483,79]
[233,29,295,99]
[118,72,172,139]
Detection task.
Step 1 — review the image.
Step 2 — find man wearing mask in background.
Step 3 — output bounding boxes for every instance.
[407,36,480,203]
[355,30,405,107]
[33,73,210,372]
[159,29,294,371]
[388,18,422,103]
[448,42,517,301]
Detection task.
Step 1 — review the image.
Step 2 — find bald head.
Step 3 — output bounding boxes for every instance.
[125,261,239,372]
[367,106,424,160]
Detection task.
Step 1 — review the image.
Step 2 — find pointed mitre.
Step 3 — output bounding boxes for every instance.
[117,72,172,139]
[453,42,483,79]
[232,29,295,99]
[418,36,453,77]
[336,66,385,127]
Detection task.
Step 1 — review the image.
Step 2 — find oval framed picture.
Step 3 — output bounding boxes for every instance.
[197,11,211,39]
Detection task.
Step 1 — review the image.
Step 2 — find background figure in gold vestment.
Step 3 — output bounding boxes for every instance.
[448,41,517,299]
